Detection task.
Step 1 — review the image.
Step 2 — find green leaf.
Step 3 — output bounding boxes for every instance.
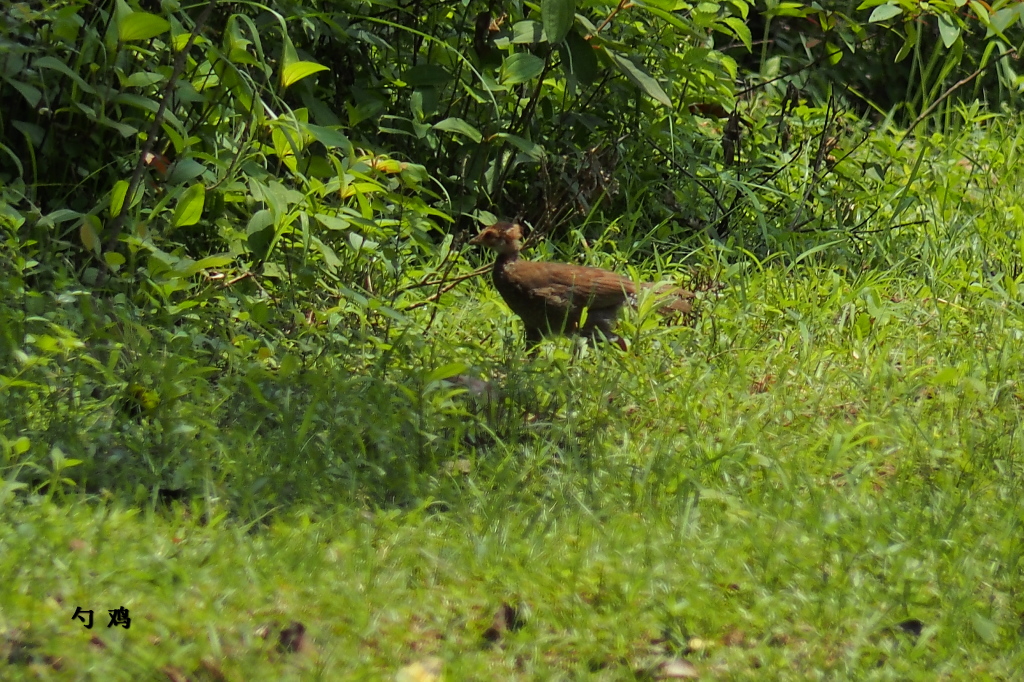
[937,14,960,48]
[895,21,917,62]
[33,56,96,94]
[172,183,205,228]
[641,6,692,33]
[825,42,843,64]
[79,216,101,254]
[314,213,351,231]
[110,180,129,217]
[104,251,126,271]
[501,53,546,84]
[971,613,999,644]
[305,124,351,151]
[310,236,342,269]
[281,61,329,88]
[542,0,576,45]
[7,79,42,107]
[562,30,598,83]
[349,232,380,253]
[607,50,671,106]
[512,20,545,44]
[166,159,207,186]
[723,17,752,50]
[989,6,1017,33]
[175,254,233,277]
[44,209,82,225]
[118,12,170,41]
[123,71,165,88]
[868,4,903,21]
[433,117,483,143]
[404,64,452,86]
[98,117,139,138]
[425,362,469,384]
[495,133,545,161]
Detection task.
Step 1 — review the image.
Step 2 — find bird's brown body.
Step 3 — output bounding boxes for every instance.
[471,222,693,347]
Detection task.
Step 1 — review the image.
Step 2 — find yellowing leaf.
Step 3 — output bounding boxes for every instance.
[281,61,329,88]
[80,216,101,254]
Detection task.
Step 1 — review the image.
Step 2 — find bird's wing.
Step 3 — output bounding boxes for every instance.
[511,262,635,309]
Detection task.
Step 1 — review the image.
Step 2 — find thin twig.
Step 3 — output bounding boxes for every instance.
[591,0,631,36]
[405,265,490,310]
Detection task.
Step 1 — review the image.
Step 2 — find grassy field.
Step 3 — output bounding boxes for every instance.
[4,122,1024,679]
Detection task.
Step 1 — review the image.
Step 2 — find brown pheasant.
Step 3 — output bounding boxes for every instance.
[470,221,693,348]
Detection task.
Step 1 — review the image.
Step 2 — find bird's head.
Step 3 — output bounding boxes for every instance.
[469,221,524,256]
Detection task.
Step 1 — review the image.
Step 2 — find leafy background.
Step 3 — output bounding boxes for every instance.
[3,0,1024,678]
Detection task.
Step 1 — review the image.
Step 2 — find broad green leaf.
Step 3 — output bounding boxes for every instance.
[305,124,351,150]
[426,362,469,384]
[501,53,545,84]
[868,4,903,22]
[990,6,1017,33]
[512,20,545,44]
[34,56,96,94]
[281,60,329,88]
[247,209,274,235]
[79,216,101,254]
[723,17,752,50]
[771,2,810,16]
[562,30,598,83]
[825,42,843,64]
[44,209,82,225]
[110,180,129,217]
[433,117,483,143]
[315,213,351,231]
[98,117,138,138]
[175,254,233,277]
[404,65,452,86]
[542,0,575,45]
[104,252,126,270]
[495,133,545,160]
[895,22,917,62]
[607,51,671,106]
[118,12,170,42]
[310,236,342,269]
[166,159,206,185]
[7,79,42,107]
[123,71,165,88]
[937,14,960,47]
[349,232,380,252]
[172,183,205,227]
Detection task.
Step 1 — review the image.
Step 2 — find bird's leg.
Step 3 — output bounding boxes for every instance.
[524,326,544,357]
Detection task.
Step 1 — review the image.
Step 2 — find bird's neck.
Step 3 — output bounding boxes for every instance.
[494,250,521,269]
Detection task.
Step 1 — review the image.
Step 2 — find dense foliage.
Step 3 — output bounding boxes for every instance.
[3,1,1024,675]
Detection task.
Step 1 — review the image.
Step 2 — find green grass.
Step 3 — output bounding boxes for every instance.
[4,120,1024,679]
